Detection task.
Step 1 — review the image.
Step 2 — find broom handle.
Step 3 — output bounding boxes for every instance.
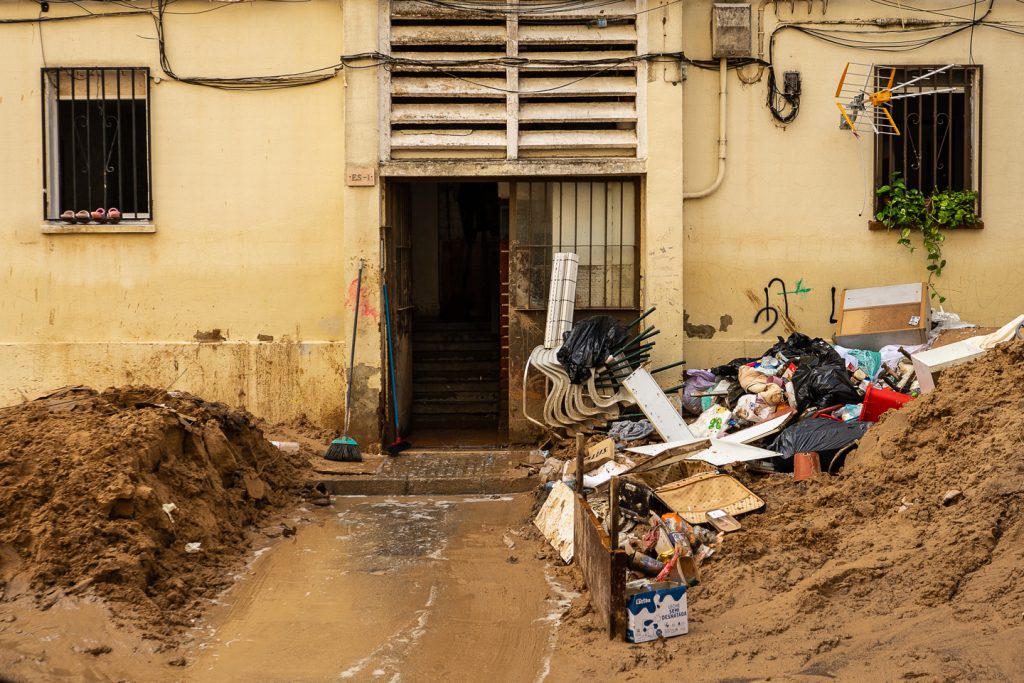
[344,260,364,437]
[383,281,401,433]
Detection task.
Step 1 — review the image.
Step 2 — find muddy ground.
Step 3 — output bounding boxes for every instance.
[2,340,1023,682]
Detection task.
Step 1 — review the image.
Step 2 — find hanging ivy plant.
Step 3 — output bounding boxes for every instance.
[875,173,978,304]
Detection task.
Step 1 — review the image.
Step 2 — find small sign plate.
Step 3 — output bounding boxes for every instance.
[346,167,376,187]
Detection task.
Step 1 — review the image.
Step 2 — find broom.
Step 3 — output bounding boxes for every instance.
[383,281,411,456]
[325,260,364,462]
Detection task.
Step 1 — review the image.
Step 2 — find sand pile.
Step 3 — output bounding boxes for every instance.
[0,386,309,640]
[555,341,1024,680]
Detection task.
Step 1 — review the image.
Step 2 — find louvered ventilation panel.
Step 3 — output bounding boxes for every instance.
[387,1,640,160]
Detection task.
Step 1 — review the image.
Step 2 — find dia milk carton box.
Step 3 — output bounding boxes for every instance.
[625,581,688,643]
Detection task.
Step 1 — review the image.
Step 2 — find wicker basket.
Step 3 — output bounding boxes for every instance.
[655,471,764,524]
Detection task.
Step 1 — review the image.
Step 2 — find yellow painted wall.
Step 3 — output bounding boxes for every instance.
[0,0,383,442]
[679,0,1024,367]
[2,0,1020,442]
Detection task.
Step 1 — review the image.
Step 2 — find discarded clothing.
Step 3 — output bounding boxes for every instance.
[609,419,655,443]
[770,417,869,459]
[681,369,716,416]
[764,332,847,369]
[737,366,787,406]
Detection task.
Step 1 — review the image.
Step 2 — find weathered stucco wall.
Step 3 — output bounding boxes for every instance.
[3,0,1021,443]
[679,0,1024,367]
[0,0,384,444]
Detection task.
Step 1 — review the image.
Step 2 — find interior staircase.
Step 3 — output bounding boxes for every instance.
[412,319,500,430]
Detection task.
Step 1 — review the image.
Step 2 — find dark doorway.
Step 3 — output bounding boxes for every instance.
[387,181,507,447]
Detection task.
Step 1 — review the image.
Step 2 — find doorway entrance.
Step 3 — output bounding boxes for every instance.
[384,181,507,447]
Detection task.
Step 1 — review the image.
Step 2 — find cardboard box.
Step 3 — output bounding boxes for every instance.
[625,581,689,643]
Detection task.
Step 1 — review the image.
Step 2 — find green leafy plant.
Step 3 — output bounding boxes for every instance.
[875,173,978,304]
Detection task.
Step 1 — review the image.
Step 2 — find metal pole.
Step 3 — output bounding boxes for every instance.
[575,433,585,494]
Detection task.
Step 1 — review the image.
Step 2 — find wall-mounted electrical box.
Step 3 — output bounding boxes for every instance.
[712,4,752,58]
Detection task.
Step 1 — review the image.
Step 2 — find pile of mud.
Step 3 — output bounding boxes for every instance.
[557,342,1024,680]
[0,386,309,641]
[700,340,1024,619]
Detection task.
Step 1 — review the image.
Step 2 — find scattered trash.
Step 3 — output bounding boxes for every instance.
[161,503,178,524]
[529,274,1012,645]
[534,481,575,563]
[860,384,913,421]
[625,581,689,643]
[556,315,628,384]
[656,471,765,524]
[942,489,964,506]
[608,419,654,443]
[770,418,869,460]
[911,341,986,394]
[184,542,202,554]
[792,452,822,482]
[270,441,300,454]
[705,509,741,533]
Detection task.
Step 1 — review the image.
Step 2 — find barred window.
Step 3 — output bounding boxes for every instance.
[875,65,981,208]
[513,180,639,310]
[42,68,152,221]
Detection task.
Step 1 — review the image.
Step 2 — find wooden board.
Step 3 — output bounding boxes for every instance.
[574,493,627,639]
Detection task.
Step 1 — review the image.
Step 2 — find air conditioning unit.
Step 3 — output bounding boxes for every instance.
[712,4,752,58]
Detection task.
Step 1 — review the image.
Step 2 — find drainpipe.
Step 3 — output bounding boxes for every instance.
[683,57,728,199]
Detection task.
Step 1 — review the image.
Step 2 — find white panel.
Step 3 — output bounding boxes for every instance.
[622,368,697,443]
[843,283,924,309]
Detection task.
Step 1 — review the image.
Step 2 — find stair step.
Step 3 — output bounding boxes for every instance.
[413,339,499,352]
[413,391,500,403]
[413,414,498,429]
[414,360,497,374]
[413,380,500,393]
[415,350,500,363]
[412,401,499,415]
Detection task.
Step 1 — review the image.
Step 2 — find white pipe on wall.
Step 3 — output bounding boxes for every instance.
[683,57,728,199]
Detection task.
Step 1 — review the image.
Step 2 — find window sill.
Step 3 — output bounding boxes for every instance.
[41,222,156,235]
[868,220,984,231]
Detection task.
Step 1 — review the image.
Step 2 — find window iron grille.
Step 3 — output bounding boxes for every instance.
[512,179,639,310]
[875,65,981,209]
[42,67,152,221]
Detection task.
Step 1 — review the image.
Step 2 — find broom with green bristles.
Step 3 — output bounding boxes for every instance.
[325,260,364,462]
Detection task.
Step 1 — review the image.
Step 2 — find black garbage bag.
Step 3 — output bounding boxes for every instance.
[557,316,629,384]
[770,417,870,459]
[763,332,846,368]
[709,356,757,379]
[792,362,861,412]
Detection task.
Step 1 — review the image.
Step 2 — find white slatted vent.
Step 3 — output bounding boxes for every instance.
[386,1,641,160]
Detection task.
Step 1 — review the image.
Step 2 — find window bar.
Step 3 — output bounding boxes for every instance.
[116,69,123,212]
[145,69,152,217]
[598,179,606,307]
[618,182,624,308]
[101,70,108,210]
[947,66,954,191]
[70,71,78,211]
[572,182,579,305]
[904,71,912,189]
[41,70,48,218]
[131,69,139,217]
[86,69,94,211]
[588,182,595,309]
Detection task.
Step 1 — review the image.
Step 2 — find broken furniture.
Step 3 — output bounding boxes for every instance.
[834,283,930,350]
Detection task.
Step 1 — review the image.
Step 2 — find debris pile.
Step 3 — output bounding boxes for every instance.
[699,341,1024,619]
[529,264,1023,647]
[0,386,309,640]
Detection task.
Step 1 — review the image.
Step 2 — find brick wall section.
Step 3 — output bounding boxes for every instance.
[499,239,510,433]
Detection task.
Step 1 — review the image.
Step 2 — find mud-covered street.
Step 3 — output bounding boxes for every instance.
[1,494,575,683]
